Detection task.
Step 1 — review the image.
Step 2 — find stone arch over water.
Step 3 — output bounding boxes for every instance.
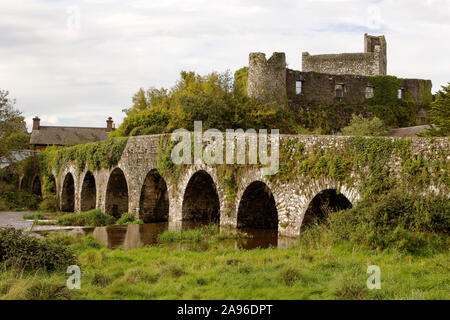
[61,173,75,212]
[105,168,129,218]
[182,170,220,223]
[81,171,97,211]
[139,169,169,223]
[237,181,278,230]
[301,189,352,230]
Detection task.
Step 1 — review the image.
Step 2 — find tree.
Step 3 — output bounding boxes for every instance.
[111,69,308,138]
[0,90,29,159]
[425,84,449,136]
[340,114,387,137]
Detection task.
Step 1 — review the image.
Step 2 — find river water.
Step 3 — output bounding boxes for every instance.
[87,222,298,250]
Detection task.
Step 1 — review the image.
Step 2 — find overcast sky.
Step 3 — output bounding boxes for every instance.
[0,0,449,131]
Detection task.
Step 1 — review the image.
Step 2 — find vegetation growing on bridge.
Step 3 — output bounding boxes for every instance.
[39,137,129,177]
[275,136,448,198]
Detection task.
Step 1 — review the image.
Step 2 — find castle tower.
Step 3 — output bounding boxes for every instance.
[364,33,387,75]
[247,52,287,103]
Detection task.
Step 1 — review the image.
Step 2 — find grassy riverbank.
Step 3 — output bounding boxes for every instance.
[0,235,448,300]
[1,192,448,300]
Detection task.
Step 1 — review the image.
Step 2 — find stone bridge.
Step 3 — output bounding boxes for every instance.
[25,134,449,237]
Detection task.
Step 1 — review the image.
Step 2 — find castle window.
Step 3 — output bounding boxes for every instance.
[296,81,303,94]
[335,84,344,98]
[365,86,374,99]
[398,88,404,99]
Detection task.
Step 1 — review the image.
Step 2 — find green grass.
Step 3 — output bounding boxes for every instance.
[23,213,46,220]
[1,192,448,300]
[157,225,252,243]
[54,210,142,227]
[56,210,116,227]
[115,213,144,226]
[0,236,448,300]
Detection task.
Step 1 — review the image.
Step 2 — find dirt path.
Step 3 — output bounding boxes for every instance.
[0,211,34,230]
[0,211,93,236]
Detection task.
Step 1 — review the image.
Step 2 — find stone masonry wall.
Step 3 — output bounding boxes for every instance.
[50,134,449,238]
[302,34,387,76]
[247,52,286,103]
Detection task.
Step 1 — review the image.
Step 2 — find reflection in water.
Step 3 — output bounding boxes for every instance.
[92,222,297,250]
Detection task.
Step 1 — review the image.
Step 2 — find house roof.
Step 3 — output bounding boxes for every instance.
[388,125,431,137]
[30,126,110,146]
[0,150,36,168]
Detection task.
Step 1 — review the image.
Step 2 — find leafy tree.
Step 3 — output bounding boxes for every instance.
[0,90,29,159]
[111,70,308,137]
[340,114,387,137]
[425,84,449,136]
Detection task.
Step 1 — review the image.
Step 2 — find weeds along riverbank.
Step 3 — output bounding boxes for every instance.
[0,232,448,300]
[0,191,448,300]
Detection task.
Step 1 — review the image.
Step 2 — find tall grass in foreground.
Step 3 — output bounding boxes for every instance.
[1,191,448,300]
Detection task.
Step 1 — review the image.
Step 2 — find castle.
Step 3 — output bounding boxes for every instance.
[247,34,432,121]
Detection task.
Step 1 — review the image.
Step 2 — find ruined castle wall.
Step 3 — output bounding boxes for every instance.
[402,79,433,106]
[302,50,384,76]
[247,52,286,103]
[302,34,387,76]
[286,70,370,106]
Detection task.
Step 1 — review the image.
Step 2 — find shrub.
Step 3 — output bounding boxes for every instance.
[301,192,449,254]
[0,228,76,271]
[38,195,59,212]
[0,182,41,211]
[340,114,387,137]
[57,209,116,227]
[424,83,450,136]
[115,213,143,226]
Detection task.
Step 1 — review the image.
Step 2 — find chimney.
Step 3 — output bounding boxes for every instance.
[32,116,40,130]
[106,117,113,132]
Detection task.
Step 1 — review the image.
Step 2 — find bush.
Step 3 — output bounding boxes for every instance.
[57,209,116,227]
[115,213,143,226]
[0,182,41,211]
[340,114,387,137]
[39,195,59,212]
[301,192,449,254]
[0,228,76,271]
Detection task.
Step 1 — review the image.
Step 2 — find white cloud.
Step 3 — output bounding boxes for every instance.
[0,0,448,129]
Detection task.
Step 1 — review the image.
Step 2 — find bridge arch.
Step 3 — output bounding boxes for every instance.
[139,169,169,223]
[182,170,220,223]
[301,188,353,230]
[31,176,42,197]
[105,167,129,218]
[61,172,75,212]
[80,171,97,211]
[237,180,278,230]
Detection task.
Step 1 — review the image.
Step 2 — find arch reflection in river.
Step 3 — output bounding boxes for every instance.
[91,222,297,250]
